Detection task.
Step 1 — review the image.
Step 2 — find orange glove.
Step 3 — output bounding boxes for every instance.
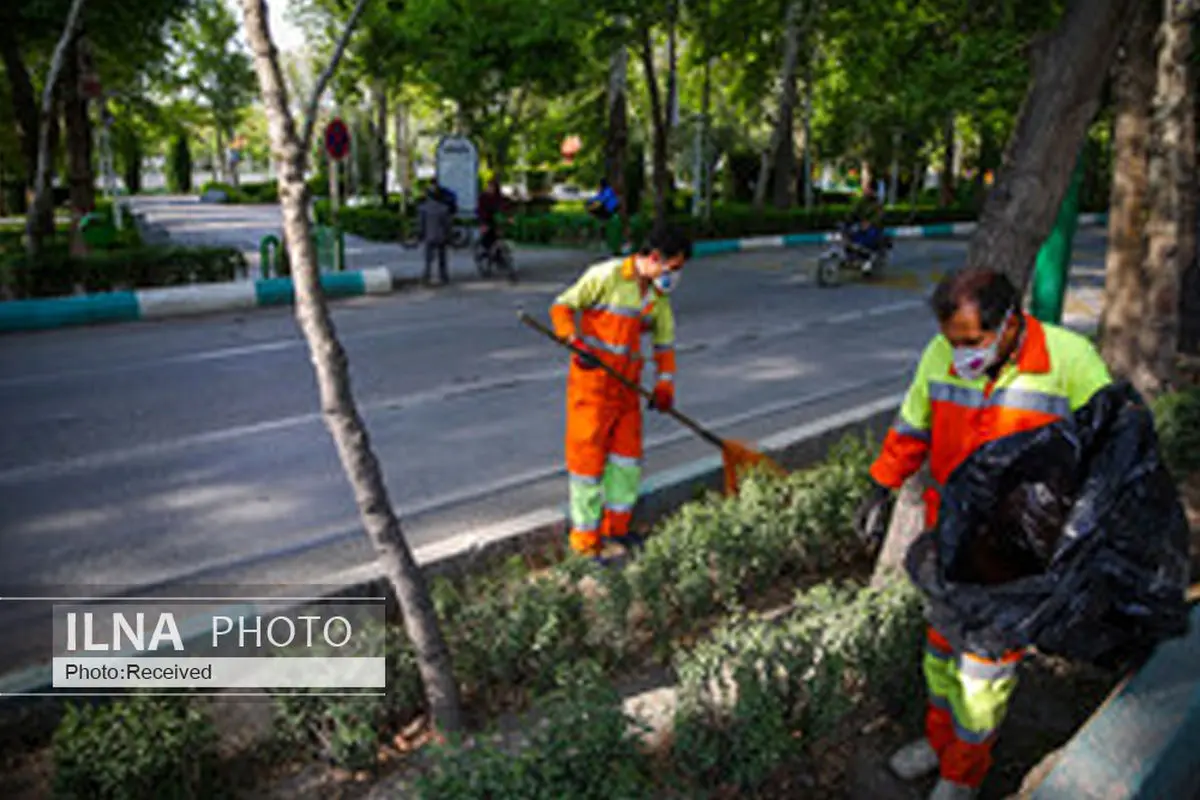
[649,380,674,412]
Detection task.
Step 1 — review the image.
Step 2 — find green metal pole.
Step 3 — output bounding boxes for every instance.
[1029,149,1087,324]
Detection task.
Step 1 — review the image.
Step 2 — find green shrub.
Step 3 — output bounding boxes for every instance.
[198,180,279,204]
[413,679,654,800]
[1152,387,1200,477]
[52,694,218,799]
[2,245,248,298]
[626,437,874,644]
[670,580,925,793]
[273,621,424,771]
[312,201,410,241]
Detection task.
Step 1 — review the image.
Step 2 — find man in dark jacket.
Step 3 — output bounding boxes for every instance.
[418,184,453,285]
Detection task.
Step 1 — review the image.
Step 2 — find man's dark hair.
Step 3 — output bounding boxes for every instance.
[930,267,1020,330]
[599,178,610,190]
[648,225,693,260]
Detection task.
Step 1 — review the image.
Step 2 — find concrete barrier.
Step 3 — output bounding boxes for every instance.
[1031,603,1200,800]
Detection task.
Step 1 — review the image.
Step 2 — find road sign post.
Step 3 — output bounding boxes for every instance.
[324,118,351,272]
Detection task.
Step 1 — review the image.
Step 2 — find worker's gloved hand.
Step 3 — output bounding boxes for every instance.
[649,381,674,412]
[853,480,894,546]
[569,336,602,371]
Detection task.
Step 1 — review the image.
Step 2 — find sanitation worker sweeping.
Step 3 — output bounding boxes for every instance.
[521,226,783,561]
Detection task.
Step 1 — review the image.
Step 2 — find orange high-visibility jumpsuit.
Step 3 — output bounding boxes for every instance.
[550,257,676,555]
[870,314,1112,791]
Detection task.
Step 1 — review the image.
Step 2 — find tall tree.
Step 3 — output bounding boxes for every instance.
[753,0,803,210]
[24,0,88,258]
[1100,2,1159,392]
[172,0,256,185]
[963,0,1142,289]
[638,0,682,233]
[1138,0,1198,396]
[238,0,464,733]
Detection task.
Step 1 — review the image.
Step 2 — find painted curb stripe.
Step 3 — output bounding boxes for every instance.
[0,291,140,332]
[253,271,367,307]
[137,281,257,319]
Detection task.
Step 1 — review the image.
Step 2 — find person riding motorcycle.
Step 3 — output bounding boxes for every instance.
[845,186,886,256]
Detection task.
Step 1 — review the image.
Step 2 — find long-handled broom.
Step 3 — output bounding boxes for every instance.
[519,311,786,493]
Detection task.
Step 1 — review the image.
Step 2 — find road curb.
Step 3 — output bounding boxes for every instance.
[1031,603,1200,800]
[0,267,395,333]
[691,213,1107,257]
[0,214,1108,334]
[0,395,899,701]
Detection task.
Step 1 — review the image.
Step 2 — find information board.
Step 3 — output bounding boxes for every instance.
[435,136,479,219]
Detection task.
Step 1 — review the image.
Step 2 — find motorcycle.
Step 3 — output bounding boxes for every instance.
[813,223,892,287]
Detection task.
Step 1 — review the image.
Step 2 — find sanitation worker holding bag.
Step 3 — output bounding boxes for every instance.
[852,268,1112,800]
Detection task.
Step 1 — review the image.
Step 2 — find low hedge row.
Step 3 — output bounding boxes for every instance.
[199,180,279,204]
[2,244,249,299]
[50,436,875,796]
[310,200,978,249]
[415,579,924,799]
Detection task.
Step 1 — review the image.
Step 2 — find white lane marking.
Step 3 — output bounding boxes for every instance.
[0,366,566,486]
[0,301,925,484]
[60,378,912,594]
[0,317,465,389]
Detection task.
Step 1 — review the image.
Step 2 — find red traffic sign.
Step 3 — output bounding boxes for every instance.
[324,118,350,161]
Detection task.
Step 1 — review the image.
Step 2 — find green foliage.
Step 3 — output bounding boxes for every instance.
[167,133,193,194]
[413,678,654,800]
[198,181,279,204]
[312,202,410,241]
[628,437,874,643]
[1,244,247,299]
[1152,387,1200,477]
[52,695,218,800]
[167,0,257,143]
[671,580,926,793]
[272,621,424,771]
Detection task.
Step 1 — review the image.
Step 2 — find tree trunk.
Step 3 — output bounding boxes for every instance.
[1100,1,1157,390]
[754,0,803,211]
[1139,0,1198,397]
[640,27,670,235]
[606,41,629,224]
[939,115,955,206]
[964,0,1142,290]
[701,55,713,220]
[25,0,88,259]
[375,83,388,204]
[0,30,39,202]
[394,102,410,212]
[240,0,463,734]
[63,35,95,256]
[860,159,872,195]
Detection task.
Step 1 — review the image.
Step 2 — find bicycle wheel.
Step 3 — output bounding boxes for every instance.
[474,241,492,277]
[498,243,518,283]
[450,224,472,249]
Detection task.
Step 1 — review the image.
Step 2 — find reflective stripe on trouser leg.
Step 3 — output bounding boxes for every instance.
[565,397,615,556]
[924,626,957,756]
[935,632,1023,788]
[568,474,604,554]
[601,405,643,539]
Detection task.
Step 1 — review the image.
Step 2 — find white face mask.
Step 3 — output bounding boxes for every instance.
[653,270,682,294]
[952,311,1011,381]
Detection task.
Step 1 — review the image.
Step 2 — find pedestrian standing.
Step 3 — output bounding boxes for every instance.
[418,183,452,286]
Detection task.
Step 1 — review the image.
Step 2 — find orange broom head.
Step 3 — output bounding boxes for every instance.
[720,440,788,494]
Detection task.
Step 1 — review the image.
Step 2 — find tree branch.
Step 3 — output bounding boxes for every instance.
[640,26,663,135]
[300,0,373,154]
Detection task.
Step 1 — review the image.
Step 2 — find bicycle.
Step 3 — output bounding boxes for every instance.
[473,232,518,283]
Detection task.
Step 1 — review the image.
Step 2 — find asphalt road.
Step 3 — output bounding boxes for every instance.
[0,218,1109,675]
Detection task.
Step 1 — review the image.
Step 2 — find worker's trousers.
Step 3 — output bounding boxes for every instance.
[923,626,1024,789]
[565,397,642,555]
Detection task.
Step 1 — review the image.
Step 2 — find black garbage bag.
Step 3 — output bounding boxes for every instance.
[906,381,1192,669]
